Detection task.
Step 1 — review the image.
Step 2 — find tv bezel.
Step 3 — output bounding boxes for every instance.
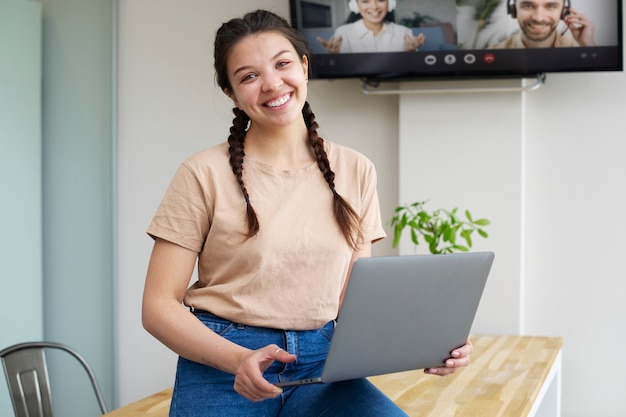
[289,0,624,83]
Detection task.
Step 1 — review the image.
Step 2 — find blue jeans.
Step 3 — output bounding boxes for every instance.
[169,312,408,417]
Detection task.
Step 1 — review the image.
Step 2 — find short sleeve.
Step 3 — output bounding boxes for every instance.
[147,163,212,252]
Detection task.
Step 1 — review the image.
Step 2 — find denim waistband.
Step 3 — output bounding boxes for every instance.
[189,307,336,331]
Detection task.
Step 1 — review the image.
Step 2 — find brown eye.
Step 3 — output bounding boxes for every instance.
[241,73,257,83]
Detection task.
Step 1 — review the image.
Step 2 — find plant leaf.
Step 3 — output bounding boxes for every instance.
[390,200,490,254]
[410,228,419,245]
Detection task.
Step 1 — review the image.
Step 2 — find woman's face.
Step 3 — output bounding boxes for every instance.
[357,0,389,26]
[225,31,308,131]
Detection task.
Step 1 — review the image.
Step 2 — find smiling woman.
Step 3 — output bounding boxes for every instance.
[223,32,310,138]
[140,8,475,417]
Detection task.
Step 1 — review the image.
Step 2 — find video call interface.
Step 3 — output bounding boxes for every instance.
[290,0,623,80]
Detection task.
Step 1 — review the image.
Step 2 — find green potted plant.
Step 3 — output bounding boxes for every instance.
[390,200,490,254]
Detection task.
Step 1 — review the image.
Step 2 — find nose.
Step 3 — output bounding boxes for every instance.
[261,70,283,92]
[533,6,550,21]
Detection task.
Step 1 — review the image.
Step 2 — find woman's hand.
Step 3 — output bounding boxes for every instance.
[317,35,343,53]
[404,32,426,51]
[143,240,296,402]
[424,338,473,377]
[233,345,296,402]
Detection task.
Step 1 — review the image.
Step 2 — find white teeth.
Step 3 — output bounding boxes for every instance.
[266,94,290,108]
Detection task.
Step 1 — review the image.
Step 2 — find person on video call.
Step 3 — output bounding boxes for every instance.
[489,0,595,49]
[318,0,426,53]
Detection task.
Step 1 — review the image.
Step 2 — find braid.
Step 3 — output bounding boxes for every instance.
[303,102,363,250]
[227,107,259,237]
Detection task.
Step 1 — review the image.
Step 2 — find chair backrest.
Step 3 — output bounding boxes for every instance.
[0,342,108,417]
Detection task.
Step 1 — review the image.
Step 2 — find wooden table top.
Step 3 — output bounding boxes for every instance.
[104,335,562,417]
[103,387,172,417]
[369,335,562,416]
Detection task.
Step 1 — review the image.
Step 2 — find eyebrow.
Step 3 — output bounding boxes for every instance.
[519,1,561,6]
[233,50,292,77]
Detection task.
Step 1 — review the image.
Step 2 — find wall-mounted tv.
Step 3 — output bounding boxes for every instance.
[289,0,623,83]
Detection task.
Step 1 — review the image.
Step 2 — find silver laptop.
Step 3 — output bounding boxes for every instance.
[276,251,494,387]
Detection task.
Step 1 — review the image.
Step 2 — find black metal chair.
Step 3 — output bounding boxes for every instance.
[0,341,108,417]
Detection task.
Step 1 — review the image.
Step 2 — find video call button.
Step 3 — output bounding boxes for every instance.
[464,54,476,64]
[424,55,437,65]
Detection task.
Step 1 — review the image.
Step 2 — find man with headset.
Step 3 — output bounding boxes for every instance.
[490,0,595,48]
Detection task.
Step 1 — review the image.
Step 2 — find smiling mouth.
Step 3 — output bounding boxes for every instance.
[265,93,291,108]
[526,21,553,31]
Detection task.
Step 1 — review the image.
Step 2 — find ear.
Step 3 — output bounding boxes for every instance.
[302,55,309,80]
[224,88,240,108]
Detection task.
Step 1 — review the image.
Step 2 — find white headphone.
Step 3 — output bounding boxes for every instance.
[348,0,396,14]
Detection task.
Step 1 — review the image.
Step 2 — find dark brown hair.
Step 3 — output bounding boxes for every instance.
[214,10,363,250]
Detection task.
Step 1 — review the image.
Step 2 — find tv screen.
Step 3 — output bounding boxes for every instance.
[289,0,623,82]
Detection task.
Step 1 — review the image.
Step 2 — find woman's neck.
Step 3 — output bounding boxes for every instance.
[245,122,314,170]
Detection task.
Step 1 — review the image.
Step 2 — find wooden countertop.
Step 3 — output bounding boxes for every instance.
[369,335,562,416]
[103,387,172,417]
[104,335,562,417]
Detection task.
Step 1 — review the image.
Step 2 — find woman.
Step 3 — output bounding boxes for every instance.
[318,0,426,53]
[142,9,472,416]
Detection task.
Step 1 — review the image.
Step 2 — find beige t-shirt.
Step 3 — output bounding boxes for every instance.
[147,141,386,330]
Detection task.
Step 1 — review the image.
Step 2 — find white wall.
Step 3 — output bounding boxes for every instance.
[524,72,626,416]
[398,85,524,335]
[117,1,626,416]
